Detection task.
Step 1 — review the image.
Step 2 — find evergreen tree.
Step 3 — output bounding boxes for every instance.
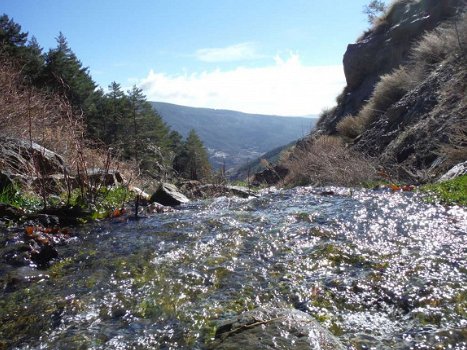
[0,15,44,82]
[174,129,211,181]
[23,36,45,82]
[41,32,96,109]
[0,14,28,52]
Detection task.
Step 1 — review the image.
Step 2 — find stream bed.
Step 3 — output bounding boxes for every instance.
[1,186,466,349]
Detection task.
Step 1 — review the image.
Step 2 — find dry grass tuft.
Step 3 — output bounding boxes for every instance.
[336,115,363,139]
[283,136,376,187]
[411,12,467,73]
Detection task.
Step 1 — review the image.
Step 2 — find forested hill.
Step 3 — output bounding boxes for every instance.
[152,101,317,170]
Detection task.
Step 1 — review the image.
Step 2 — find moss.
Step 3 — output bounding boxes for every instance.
[420,175,467,206]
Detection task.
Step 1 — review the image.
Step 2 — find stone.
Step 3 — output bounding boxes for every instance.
[0,136,65,177]
[208,307,345,350]
[0,203,24,220]
[150,183,190,207]
[35,214,60,227]
[224,185,252,199]
[253,165,289,185]
[0,172,14,191]
[30,244,58,267]
[86,168,124,187]
[438,161,467,182]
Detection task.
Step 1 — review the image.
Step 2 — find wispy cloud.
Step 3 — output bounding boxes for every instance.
[139,54,346,116]
[195,42,263,62]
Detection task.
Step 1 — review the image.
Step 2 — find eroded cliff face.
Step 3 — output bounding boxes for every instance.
[319,0,463,133]
[314,0,466,182]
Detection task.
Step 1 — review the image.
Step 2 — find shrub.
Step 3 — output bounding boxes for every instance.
[336,114,364,139]
[371,67,414,114]
[283,136,376,187]
[316,106,337,129]
[410,13,466,72]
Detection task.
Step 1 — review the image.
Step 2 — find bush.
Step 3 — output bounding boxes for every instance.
[336,114,364,139]
[283,136,376,187]
[411,13,466,72]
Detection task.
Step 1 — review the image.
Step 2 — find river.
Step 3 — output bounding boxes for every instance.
[1,186,466,349]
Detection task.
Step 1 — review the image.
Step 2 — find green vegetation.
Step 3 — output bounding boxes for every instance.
[173,129,212,181]
[0,185,41,212]
[420,175,467,206]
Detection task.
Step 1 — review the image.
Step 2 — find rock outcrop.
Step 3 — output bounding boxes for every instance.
[438,161,467,182]
[319,0,464,133]
[308,0,466,183]
[0,137,67,191]
[208,307,344,350]
[150,183,190,206]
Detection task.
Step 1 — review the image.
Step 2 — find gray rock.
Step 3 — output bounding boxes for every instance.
[86,168,124,187]
[0,203,24,220]
[150,183,190,206]
[438,161,467,182]
[0,172,14,191]
[0,136,65,177]
[224,185,252,198]
[208,307,344,350]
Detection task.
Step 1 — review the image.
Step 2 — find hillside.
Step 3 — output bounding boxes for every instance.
[152,102,316,170]
[274,0,466,186]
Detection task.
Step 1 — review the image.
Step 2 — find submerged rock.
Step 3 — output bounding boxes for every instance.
[208,307,344,350]
[150,183,190,207]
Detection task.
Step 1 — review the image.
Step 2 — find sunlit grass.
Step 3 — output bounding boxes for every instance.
[420,175,467,206]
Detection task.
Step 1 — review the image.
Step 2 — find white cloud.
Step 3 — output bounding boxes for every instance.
[139,54,346,116]
[195,42,263,62]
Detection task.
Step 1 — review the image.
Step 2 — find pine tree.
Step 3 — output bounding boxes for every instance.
[174,129,211,181]
[23,36,44,82]
[0,14,28,52]
[41,32,96,109]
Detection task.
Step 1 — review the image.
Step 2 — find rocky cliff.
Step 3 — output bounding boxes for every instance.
[310,0,466,183]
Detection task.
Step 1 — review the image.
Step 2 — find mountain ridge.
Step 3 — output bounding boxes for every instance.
[151,101,317,170]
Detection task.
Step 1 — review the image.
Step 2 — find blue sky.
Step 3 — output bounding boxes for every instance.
[2,0,384,116]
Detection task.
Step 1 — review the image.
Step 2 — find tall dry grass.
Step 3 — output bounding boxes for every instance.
[283,136,376,187]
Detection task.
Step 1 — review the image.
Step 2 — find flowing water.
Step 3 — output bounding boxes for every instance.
[1,186,466,349]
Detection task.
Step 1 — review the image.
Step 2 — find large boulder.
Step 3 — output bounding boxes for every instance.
[0,137,65,176]
[0,137,66,192]
[208,307,344,350]
[150,183,190,207]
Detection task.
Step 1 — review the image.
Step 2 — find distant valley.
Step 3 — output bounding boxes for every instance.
[151,102,317,171]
